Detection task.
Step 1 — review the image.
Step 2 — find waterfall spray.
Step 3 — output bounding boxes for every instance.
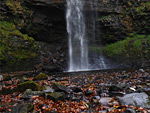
[66,0,109,71]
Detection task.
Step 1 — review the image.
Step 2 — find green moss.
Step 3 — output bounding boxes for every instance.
[133,39,141,48]
[34,73,49,80]
[135,2,150,15]
[105,38,130,57]
[6,0,23,14]
[105,34,150,59]
[89,46,103,54]
[17,81,41,92]
[0,21,37,66]
[97,15,111,21]
[0,21,16,30]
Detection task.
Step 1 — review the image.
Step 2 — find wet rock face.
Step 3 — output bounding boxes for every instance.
[23,5,67,44]
[18,0,67,44]
[22,0,125,45]
[0,0,150,71]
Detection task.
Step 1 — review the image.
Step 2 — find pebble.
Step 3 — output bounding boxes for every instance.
[0,75,3,81]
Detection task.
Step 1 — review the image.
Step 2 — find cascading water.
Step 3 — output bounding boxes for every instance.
[87,0,108,70]
[66,0,89,71]
[66,0,109,71]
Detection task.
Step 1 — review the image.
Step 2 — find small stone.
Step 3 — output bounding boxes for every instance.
[85,90,94,96]
[123,108,136,113]
[118,74,129,79]
[72,87,82,92]
[0,75,3,81]
[139,69,144,72]
[43,86,54,93]
[99,97,112,106]
[71,96,81,101]
[0,85,2,91]
[109,84,129,92]
[97,88,102,96]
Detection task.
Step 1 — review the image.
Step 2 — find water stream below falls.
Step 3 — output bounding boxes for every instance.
[66,0,109,72]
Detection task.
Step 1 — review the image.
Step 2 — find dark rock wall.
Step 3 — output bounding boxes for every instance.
[0,0,150,72]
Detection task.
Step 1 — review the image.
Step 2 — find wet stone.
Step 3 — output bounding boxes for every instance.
[85,90,94,96]
[71,96,82,101]
[0,75,3,81]
[5,103,34,113]
[99,97,112,106]
[43,86,54,93]
[22,89,44,100]
[46,92,64,102]
[52,82,69,93]
[109,84,129,92]
[118,92,150,108]
[118,74,129,79]
[72,87,82,92]
[123,108,136,113]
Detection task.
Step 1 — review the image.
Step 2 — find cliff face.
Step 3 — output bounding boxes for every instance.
[0,0,150,72]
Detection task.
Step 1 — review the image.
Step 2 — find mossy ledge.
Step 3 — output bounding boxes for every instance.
[0,21,38,67]
[105,34,150,62]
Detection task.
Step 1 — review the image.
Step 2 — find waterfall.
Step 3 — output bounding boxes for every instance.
[66,0,89,71]
[87,0,108,70]
[66,0,109,71]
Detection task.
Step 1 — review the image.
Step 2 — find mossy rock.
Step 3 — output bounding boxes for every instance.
[52,82,69,93]
[0,21,38,67]
[34,73,48,80]
[45,92,64,102]
[6,103,34,113]
[17,81,41,92]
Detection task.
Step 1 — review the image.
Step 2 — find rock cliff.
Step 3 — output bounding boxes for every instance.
[0,0,150,72]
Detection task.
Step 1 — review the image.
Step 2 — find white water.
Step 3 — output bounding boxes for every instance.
[66,0,109,72]
[66,0,89,71]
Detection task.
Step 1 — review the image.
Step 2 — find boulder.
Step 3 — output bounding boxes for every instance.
[34,72,48,80]
[5,103,34,113]
[17,81,41,92]
[118,92,150,108]
[52,82,69,93]
[22,89,44,100]
[46,92,64,102]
